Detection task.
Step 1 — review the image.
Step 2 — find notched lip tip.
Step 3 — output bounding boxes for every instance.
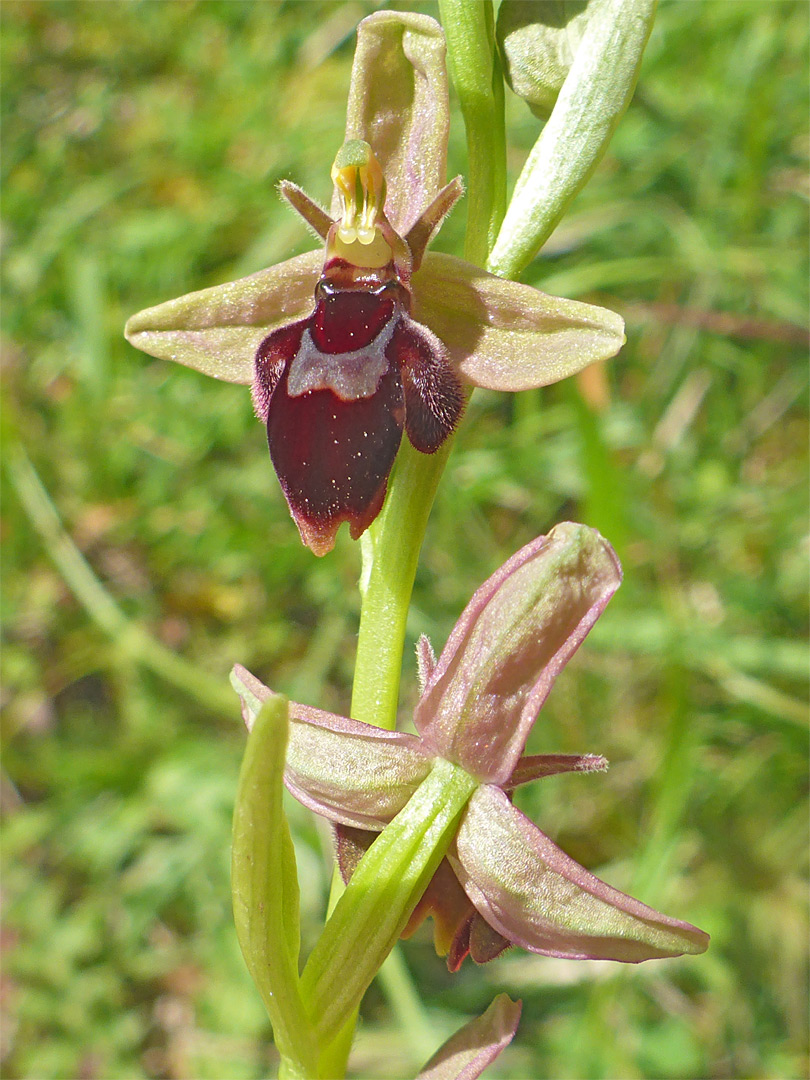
[302,536,335,558]
[296,519,339,557]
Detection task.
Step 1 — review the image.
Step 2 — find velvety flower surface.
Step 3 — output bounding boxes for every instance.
[233,523,710,968]
[125,12,625,555]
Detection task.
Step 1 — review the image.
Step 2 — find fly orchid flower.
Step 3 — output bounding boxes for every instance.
[125,12,625,555]
[232,523,709,968]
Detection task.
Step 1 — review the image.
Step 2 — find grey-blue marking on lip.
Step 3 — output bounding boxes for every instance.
[287,315,399,401]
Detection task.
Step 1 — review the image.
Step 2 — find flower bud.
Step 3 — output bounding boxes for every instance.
[497,0,593,119]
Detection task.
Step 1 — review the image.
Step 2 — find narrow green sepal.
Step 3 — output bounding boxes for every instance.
[299,759,478,1046]
[231,696,320,1074]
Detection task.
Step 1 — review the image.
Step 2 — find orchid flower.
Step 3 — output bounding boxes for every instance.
[125,12,625,555]
[233,523,709,967]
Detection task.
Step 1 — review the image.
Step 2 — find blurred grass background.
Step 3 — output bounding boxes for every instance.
[1,1,808,1077]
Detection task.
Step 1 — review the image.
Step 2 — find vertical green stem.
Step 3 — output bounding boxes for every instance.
[350,438,454,729]
[438,0,507,264]
[327,7,510,1071]
[314,1014,356,1080]
[321,441,453,1073]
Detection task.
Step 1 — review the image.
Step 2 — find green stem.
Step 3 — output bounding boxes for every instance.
[313,1013,356,1080]
[438,0,507,264]
[350,438,454,730]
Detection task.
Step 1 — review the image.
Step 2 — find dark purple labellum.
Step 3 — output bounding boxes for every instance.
[447,909,512,972]
[253,276,463,555]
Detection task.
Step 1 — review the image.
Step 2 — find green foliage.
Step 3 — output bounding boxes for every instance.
[2,2,807,1078]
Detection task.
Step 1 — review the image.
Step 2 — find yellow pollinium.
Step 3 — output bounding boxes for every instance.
[330,140,392,269]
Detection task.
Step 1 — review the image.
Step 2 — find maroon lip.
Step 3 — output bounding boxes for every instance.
[253,279,463,555]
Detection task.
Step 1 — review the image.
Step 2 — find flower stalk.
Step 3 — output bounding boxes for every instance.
[437,0,507,263]
[351,438,454,730]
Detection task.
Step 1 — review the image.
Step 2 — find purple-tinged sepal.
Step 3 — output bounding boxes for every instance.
[413,253,625,392]
[451,785,710,962]
[416,994,522,1080]
[124,250,322,384]
[232,665,433,830]
[414,522,622,784]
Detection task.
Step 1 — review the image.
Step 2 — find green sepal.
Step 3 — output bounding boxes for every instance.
[414,252,625,391]
[231,696,320,1075]
[232,663,433,831]
[452,785,710,961]
[124,249,322,383]
[299,758,478,1046]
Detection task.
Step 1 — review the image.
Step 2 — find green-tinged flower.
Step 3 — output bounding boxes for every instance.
[233,523,709,967]
[125,12,625,556]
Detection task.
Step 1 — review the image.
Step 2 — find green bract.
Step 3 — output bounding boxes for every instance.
[489,0,657,276]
